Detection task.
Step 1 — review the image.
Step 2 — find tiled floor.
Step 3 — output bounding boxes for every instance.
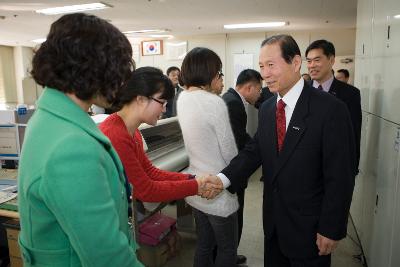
[162,168,365,267]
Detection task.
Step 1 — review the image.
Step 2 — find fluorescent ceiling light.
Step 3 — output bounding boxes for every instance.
[31,38,46,43]
[224,22,287,29]
[36,2,111,15]
[123,29,169,34]
[149,34,173,39]
[394,14,400,19]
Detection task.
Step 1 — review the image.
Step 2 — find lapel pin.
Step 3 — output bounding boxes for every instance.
[292,126,300,131]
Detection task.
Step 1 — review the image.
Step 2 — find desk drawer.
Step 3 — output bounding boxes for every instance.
[3,219,22,267]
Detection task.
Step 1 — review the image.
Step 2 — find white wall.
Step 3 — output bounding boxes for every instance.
[351,0,400,266]
[2,29,357,136]
[133,29,356,90]
[130,29,356,134]
[3,29,355,105]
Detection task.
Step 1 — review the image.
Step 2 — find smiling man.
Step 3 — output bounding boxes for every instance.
[306,40,361,174]
[211,34,356,267]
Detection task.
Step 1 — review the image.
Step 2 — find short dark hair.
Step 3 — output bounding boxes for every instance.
[180,47,222,88]
[337,69,350,78]
[166,66,180,76]
[236,69,262,87]
[305,39,335,58]
[261,35,301,64]
[113,67,174,110]
[31,13,134,104]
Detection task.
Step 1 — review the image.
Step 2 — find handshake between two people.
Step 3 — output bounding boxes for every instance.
[195,175,223,200]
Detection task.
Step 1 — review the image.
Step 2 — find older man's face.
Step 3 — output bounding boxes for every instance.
[259,43,301,97]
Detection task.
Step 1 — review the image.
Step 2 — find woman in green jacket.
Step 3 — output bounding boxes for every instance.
[17,13,143,267]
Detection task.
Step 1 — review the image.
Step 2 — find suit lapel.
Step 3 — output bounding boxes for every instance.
[328,78,340,97]
[272,85,310,182]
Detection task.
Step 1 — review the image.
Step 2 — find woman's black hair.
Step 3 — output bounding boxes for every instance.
[112,67,174,110]
[31,13,134,104]
[180,47,222,88]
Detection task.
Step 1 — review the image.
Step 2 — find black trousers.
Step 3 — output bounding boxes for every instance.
[236,188,245,244]
[264,232,331,267]
[213,188,245,262]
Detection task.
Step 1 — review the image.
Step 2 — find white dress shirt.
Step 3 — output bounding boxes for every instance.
[277,78,304,130]
[218,77,304,188]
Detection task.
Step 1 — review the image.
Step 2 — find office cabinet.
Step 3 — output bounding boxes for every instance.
[368,120,400,267]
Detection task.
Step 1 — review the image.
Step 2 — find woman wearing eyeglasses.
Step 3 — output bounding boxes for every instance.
[99,67,215,206]
[177,47,239,267]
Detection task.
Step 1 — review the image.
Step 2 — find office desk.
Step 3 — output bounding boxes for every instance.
[0,209,18,219]
[0,169,19,219]
[0,206,21,267]
[0,169,21,267]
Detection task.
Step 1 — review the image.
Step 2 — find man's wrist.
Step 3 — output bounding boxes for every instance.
[217,173,231,188]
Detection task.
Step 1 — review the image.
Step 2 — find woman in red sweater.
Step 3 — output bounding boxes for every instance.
[99,67,216,202]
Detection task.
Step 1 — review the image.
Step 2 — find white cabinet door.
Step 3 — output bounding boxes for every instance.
[350,112,370,242]
[359,114,380,262]
[390,127,400,267]
[369,120,400,267]
[379,0,400,124]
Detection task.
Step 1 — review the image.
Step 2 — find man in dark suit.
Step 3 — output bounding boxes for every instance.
[306,40,362,173]
[222,69,262,265]
[208,35,356,266]
[163,66,182,118]
[336,69,350,84]
[255,86,275,110]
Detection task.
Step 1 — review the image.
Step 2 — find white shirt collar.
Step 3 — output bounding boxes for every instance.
[276,77,304,110]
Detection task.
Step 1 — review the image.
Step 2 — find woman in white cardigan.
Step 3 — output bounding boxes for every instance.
[177,47,239,267]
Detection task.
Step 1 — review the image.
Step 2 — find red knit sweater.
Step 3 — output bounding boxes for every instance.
[99,113,198,202]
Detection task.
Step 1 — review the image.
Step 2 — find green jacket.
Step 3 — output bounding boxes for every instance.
[18,88,144,267]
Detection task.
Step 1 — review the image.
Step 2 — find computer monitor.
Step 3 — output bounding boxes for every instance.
[0,124,23,162]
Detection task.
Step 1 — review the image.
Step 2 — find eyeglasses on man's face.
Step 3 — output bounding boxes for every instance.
[217,70,224,79]
[149,96,167,108]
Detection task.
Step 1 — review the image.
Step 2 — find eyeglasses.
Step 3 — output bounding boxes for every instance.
[217,70,224,78]
[149,97,167,107]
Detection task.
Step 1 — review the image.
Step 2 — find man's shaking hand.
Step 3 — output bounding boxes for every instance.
[196,175,223,200]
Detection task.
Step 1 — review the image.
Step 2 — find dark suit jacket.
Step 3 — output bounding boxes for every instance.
[221,83,356,258]
[255,86,275,109]
[163,85,182,118]
[328,79,361,172]
[222,88,251,150]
